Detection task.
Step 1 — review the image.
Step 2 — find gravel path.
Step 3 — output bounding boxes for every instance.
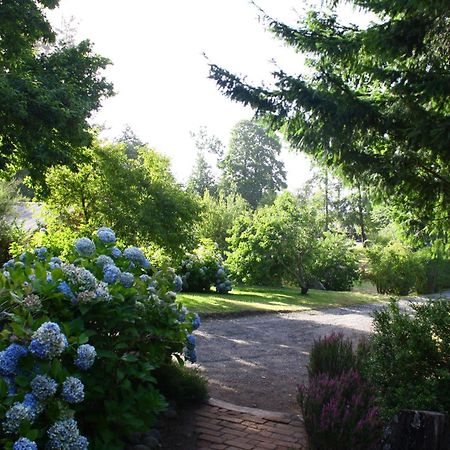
[195,294,450,413]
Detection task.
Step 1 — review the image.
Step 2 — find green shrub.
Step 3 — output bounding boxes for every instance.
[154,363,208,407]
[365,241,422,295]
[0,228,199,449]
[415,247,450,294]
[308,333,355,378]
[179,239,232,293]
[367,299,450,419]
[314,233,360,291]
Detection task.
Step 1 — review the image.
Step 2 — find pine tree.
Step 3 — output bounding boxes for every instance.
[209,0,450,237]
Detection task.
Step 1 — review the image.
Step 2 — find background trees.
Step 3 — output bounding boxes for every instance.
[43,142,200,257]
[219,120,287,208]
[209,0,450,238]
[0,0,113,185]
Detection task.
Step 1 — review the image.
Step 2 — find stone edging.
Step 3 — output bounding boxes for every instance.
[207,397,304,424]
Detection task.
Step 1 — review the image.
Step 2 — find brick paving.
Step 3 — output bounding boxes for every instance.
[195,399,308,450]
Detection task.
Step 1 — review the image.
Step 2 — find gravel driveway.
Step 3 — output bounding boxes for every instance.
[195,295,449,413]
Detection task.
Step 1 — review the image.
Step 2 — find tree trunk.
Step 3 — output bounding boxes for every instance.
[300,286,309,295]
[357,183,367,245]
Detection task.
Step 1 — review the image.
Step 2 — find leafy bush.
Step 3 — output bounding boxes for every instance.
[313,233,359,291]
[298,370,382,450]
[0,228,199,449]
[308,333,355,378]
[364,241,422,295]
[367,299,450,419]
[0,180,24,265]
[414,246,450,294]
[154,363,208,407]
[179,240,232,293]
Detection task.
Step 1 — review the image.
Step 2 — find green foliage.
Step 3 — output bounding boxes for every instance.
[187,152,217,197]
[314,233,359,291]
[209,1,450,238]
[196,191,249,254]
[367,300,450,419]
[219,121,286,208]
[0,1,113,185]
[0,180,25,264]
[43,142,200,258]
[154,363,208,407]
[0,229,198,448]
[365,241,422,295]
[227,192,322,291]
[308,333,355,379]
[179,240,232,293]
[414,246,450,294]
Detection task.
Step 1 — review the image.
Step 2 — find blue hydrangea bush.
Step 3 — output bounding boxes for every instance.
[0,228,199,449]
[179,240,232,293]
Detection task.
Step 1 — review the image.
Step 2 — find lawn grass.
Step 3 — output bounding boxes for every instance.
[177,285,384,316]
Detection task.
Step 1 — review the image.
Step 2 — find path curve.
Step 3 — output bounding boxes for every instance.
[195,295,449,413]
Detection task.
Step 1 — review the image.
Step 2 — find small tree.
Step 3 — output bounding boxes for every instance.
[227,192,322,292]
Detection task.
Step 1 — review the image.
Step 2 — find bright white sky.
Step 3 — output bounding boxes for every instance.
[46,1,372,190]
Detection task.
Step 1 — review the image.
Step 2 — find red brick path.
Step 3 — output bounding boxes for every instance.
[195,399,308,450]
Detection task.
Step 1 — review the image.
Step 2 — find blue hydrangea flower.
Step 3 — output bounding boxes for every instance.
[74,237,96,257]
[5,375,16,395]
[123,247,147,266]
[3,401,36,434]
[74,344,96,371]
[178,306,188,322]
[0,344,28,376]
[174,275,183,292]
[29,322,68,359]
[110,247,122,258]
[186,334,196,349]
[34,247,47,260]
[13,437,38,450]
[97,227,116,243]
[30,375,58,400]
[185,348,197,363]
[61,377,84,404]
[216,268,225,278]
[96,254,114,269]
[49,257,62,270]
[192,313,201,330]
[103,264,121,284]
[119,272,134,288]
[3,259,15,269]
[47,419,88,450]
[139,274,151,283]
[58,281,76,301]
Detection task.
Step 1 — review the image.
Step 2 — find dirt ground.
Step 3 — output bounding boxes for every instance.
[193,302,384,413]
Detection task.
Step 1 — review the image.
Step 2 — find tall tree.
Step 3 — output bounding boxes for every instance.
[0,0,113,185]
[209,0,450,237]
[115,126,145,159]
[187,152,217,196]
[219,120,286,208]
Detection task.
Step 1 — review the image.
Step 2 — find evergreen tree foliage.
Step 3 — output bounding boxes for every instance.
[115,125,145,159]
[209,0,450,236]
[187,152,217,196]
[219,120,286,208]
[0,0,113,184]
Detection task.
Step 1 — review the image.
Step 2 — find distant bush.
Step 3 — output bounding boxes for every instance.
[298,370,382,450]
[179,240,232,293]
[367,299,450,419]
[364,241,422,295]
[314,233,360,291]
[414,247,450,294]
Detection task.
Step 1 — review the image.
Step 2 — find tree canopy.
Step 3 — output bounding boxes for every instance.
[0,0,113,184]
[209,0,450,237]
[219,120,286,208]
